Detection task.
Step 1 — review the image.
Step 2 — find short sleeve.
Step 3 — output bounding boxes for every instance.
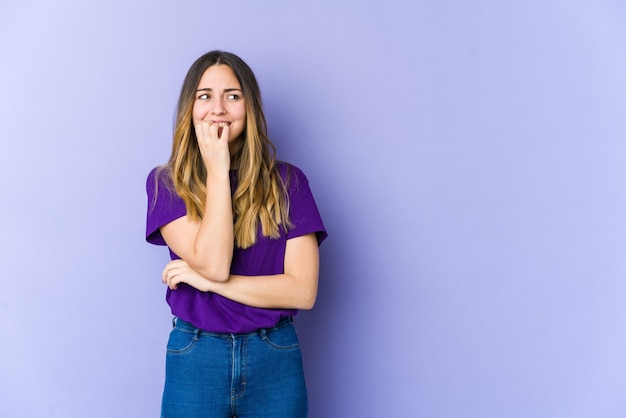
[283,164,328,245]
[145,167,187,246]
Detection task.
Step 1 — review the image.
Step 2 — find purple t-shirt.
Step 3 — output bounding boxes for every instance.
[145,162,327,333]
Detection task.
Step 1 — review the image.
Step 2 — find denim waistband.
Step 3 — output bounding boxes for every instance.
[172,316,293,337]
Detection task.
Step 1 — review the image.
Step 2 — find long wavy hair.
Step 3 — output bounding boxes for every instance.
[160,50,291,249]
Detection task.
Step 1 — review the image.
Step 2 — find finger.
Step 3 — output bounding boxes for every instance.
[195,121,216,142]
[209,122,222,140]
[219,123,230,141]
[162,261,176,283]
[168,259,186,268]
[162,262,179,284]
[162,266,169,284]
[195,121,209,138]
[167,271,179,290]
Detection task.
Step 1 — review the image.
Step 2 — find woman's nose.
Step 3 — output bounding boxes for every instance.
[211,99,226,114]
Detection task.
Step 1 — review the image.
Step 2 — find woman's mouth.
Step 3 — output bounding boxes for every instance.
[215,122,231,138]
[213,121,231,126]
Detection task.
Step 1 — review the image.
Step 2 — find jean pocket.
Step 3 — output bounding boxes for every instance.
[260,323,300,351]
[166,328,199,354]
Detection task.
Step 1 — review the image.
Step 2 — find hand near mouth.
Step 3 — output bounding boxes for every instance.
[214,121,231,139]
[195,119,231,174]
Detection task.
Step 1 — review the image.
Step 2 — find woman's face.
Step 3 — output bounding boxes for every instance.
[192,64,246,143]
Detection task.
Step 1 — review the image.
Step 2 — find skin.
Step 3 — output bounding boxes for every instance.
[160,64,241,282]
[192,64,247,157]
[159,64,320,310]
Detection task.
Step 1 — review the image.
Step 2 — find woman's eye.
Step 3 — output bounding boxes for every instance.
[198,94,209,100]
[226,94,240,101]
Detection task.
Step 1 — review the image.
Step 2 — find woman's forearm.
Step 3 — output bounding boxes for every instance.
[160,172,234,282]
[192,172,234,281]
[205,234,319,309]
[210,273,317,310]
[162,234,320,309]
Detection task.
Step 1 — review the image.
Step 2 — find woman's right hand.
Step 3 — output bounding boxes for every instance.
[194,119,231,174]
[159,118,235,282]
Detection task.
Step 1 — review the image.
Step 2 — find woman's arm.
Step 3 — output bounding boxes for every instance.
[160,123,234,282]
[162,233,320,310]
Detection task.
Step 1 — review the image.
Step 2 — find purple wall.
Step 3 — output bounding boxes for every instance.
[2,1,626,417]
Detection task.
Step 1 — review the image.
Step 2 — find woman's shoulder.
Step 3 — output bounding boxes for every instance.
[146,165,176,203]
[276,161,307,182]
[146,165,172,186]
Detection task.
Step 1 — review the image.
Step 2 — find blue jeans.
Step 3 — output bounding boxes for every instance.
[161,316,308,418]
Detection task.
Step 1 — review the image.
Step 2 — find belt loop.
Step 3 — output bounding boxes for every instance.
[172,316,177,328]
[258,328,267,340]
[193,327,200,340]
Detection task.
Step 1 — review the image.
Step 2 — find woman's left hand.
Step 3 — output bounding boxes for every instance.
[162,259,214,292]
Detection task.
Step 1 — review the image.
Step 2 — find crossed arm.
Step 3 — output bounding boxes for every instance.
[159,121,319,310]
[158,172,319,311]
[160,230,320,310]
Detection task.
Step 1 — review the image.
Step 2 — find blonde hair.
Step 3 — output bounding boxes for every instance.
[161,51,291,249]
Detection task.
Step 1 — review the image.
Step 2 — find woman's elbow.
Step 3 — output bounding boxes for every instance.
[212,271,231,283]
[299,296,317,310]
[297,283,318,310]
[196,265,231,283]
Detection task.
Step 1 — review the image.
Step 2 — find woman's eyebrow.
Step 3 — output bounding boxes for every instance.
[196,87,242,92]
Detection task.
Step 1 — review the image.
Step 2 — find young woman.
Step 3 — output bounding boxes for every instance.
[145,51,327,417]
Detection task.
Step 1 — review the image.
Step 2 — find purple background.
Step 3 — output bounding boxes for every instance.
[2,1,626,417]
